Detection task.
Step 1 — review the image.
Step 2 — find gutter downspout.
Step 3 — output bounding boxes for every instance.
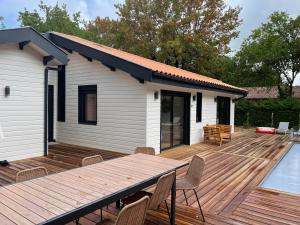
[44,66,61,156]
[233,92,248,102]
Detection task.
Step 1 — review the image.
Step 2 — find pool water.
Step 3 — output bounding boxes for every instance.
[261,143,300,194]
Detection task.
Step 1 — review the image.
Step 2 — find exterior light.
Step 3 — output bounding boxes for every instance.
[154,91,159,100]
[5,86,10,97]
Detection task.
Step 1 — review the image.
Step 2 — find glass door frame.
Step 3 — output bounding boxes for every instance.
[216,96,231,125]
[160,90,191,151]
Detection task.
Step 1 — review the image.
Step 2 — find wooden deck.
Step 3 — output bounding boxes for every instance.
[0,129,299,225]
[0,144,125,187]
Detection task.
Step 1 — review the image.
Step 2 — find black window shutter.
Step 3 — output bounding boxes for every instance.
[196,93,202,122]
[57,65,66,122]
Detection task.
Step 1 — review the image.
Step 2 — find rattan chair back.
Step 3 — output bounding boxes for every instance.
[148,171,175,210]
[81,155,104,166]
[16,166,48,182]
[216,124,232,134]
[186,155,205,188]
[116,196,150,225]
[134,147,155,155]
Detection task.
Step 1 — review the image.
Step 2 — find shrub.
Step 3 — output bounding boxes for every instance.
[235,98,300,129]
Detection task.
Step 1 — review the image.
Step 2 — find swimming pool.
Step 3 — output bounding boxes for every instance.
[260,143,300,195]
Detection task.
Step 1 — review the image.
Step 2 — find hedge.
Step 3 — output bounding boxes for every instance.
[235,98,300,129]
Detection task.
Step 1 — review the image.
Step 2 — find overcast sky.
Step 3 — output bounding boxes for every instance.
[1,0,299,51]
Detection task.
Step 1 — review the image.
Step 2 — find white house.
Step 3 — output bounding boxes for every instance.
[0,27,247,161]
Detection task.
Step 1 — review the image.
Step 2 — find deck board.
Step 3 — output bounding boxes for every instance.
[0,154,187,224]
[0,129,298,224]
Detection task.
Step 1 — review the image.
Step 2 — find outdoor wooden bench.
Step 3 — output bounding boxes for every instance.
[203,124,232,145]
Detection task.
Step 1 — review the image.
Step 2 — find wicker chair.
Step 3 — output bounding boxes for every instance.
[96,196,150,225]
[81,155,104,166]
[122,171,175,223]
[216,124,232,141]
[15,166,48,183]
[176,155,205,222]
[77,154,104,224]
[134,147,155,155]
[203,126,222,145]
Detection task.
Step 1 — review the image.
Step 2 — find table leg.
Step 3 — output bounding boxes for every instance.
[171,174,176,225]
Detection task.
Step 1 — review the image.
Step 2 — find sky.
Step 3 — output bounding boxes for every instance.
[0,0,299,51]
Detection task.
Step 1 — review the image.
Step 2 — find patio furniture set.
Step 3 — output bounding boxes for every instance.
[203,124,232,146]
[203,122,293,146]
[2,147,206,225]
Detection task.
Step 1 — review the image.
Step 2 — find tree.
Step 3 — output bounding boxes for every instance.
[18,1,96,40]
[85,17,119,46]
[236,12,300,97]
[229,54,280,88]
[88,0,241,76]
[0,16,4,29]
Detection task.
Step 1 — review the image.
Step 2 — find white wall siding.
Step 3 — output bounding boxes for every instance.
[56,53,147,154]
[0,43,239,160]
[0,44,45,161]
[145,82,235,154]
[190,92,218,145]
[48,71,58,140]
[145,85,161,152]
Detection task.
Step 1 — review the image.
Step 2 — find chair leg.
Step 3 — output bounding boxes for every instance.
[183,190,189,206]
[100,208,103,221]
[164,200,171,224]
[116,200,121,209]
[75,218,80,225]
[193,189,205,222]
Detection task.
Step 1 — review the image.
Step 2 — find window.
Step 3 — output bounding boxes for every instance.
[78,85,97,125]
[196,93,202,122]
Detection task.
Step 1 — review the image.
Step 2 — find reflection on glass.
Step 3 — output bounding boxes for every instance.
[173,96,184,146]
[161,94,185,150]
[161,96,172,149]
[85,93,97,122]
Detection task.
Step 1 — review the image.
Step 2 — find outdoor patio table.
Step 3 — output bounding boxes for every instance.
[0,153,188,225]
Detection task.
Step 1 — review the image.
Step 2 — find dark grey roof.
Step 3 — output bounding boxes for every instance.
[0,27,68,65]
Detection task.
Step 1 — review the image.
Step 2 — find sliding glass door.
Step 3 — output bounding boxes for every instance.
[217,96,231,125]
[161,91,190,150]
[161,95,172,149]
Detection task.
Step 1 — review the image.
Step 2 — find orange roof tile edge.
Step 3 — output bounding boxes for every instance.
[51,32,247,94]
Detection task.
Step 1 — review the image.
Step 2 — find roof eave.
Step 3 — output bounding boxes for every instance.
[152,72,248,96]
[48,32,247,96]
[0,27,68,65]
[48,32,153,81]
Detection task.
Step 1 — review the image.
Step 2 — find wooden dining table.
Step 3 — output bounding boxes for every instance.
[0,153,188,225]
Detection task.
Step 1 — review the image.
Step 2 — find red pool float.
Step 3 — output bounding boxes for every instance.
[256,127,276,134]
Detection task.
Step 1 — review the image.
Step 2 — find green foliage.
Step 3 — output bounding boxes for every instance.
[18,1,98,41]
[85,17,119,46]
[0,16,4,29]
[87,0,242,76]
[235,12,300,96]
[235,98,300,129]
[236,98,300,111]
